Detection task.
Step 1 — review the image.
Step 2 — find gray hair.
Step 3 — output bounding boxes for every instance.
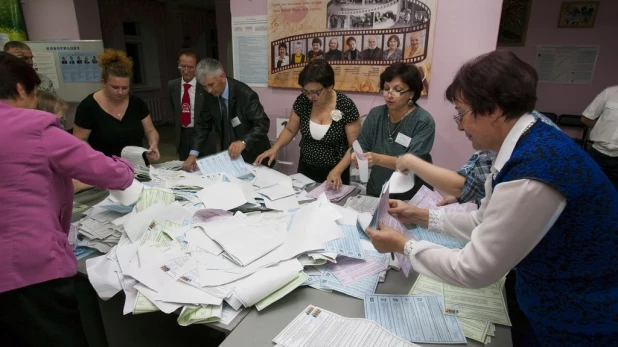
[196,58,224,83]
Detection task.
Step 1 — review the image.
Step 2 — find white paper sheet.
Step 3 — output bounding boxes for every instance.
[123,202,168,243]
[109,179,144,206]
[389,171,415,194]
[196,182,247,211]
[233,259,303,307]
[86,254,123,300]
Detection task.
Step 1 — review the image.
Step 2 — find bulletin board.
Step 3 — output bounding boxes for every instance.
[25,40,105,102]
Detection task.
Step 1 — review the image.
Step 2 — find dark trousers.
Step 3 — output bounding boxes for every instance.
[0,276,89,347]
[588,147,618,189]
[298,158,350,185]
[178,127,196,161]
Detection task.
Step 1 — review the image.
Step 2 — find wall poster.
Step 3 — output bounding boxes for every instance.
[267,0,437,94]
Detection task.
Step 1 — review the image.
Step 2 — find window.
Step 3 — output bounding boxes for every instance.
[123,21,160,91]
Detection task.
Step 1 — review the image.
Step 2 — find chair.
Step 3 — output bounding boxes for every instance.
[557,114,589,148]
[539,112,558,124]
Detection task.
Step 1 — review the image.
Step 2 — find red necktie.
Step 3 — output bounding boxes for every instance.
[180,83,191,126]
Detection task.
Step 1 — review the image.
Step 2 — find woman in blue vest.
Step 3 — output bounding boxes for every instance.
[365,51,618,346]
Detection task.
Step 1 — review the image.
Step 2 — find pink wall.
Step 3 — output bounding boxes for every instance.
[228,0,504,170]
[498,0,618,116]
[21,0,80,40]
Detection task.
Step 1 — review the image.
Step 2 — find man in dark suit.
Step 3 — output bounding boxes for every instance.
[182,58,272,172]
[362,36,382,60]
[168,48,216,160]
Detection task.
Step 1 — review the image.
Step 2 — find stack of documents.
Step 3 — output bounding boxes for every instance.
[274,305,421,347]
[409,274,511,344]
[80,159,406,327]
[306,182,355,202]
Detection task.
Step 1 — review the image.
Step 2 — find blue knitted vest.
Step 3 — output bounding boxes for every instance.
[492,121,618,346]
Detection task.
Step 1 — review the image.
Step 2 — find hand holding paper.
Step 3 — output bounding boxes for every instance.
[352,140,369,183]
[365,221,410,254]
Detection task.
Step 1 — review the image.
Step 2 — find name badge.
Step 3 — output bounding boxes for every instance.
[231,117,241,127]
[395,133,411,147]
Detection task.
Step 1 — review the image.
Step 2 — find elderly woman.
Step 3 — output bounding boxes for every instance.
[352,62,435,199]
[73,49,160,159]
[367,51,618,346]
[256,60,360,189]
[0,52,136,345]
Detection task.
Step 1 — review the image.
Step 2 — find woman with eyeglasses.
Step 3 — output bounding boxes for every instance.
[366,51,618,347]
[351,62,435,198]
[255,60,361,189]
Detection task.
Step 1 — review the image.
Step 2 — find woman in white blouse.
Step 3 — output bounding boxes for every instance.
[274,43,289,68]
[365,51,618,346]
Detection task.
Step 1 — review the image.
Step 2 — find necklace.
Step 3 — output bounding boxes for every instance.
[386,106,413,143]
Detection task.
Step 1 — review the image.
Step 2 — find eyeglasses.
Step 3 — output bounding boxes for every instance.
[302,88,324,97]
[453,109,472,125]
[178,65,195,71]
[380,89,410,97]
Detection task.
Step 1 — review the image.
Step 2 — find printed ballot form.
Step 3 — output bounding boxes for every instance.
[273,305,421,347]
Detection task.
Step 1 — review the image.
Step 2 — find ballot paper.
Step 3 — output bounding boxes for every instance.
[196,182,247,211]
[324,225,364,260]
[344,195,380,214]
[305,182,355,202]
[319,265,380,299]
[255,272,309,311]
[135,187,175,212]
[369,182,412,277]
[364,294,466,344]
[409,225,467,249]
[73,201,90,215]
[256,180,295,201]
[408,186,478,213]
[121,146,149,167]
[273,305,421,347]
[232,259,303,307]
[252,164,293,188]
[196,151,252,178]
[352,140,369,183]
[110,179,144,206]
[177,304,223,326]
[289,173,316,188]
[328,250,387,284]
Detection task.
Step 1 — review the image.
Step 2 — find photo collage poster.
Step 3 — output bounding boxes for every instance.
[267,0,437,94]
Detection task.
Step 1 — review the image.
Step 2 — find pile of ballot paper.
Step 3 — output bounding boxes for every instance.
[81,151,372,326]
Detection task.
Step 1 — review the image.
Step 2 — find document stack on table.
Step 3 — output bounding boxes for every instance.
[409,274,511,344]
[79,154,401,327]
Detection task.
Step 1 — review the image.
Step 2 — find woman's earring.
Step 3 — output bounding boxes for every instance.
[408,99,414,106]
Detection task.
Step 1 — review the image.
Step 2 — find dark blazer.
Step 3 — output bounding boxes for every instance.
[193,78,271,164]
[325,49,343,61]
[168,77,214,154]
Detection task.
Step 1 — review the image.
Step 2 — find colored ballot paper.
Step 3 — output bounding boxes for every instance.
[135,187,175,212]
[197,151,253,179]
[326,251,387,286]
[305,182,355,202]
[324,225,364,260]
[364,294,466,344]
[273,305,421,347]
[409,225,467,249]
[370,182,413,277]
[408,186,478,213]
[344,195,380,214]
[255,272,309,311]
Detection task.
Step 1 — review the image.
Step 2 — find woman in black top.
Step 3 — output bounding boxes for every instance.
[255,60,360,189]
[73,49,160,159]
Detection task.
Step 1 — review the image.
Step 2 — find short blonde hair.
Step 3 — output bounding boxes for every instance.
[36,90,68,116]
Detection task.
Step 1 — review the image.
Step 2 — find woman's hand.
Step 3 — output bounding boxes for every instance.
[326,169,343,190]
[387,199,423,224]
[146,145,160,161]
[254,148,279,166]
[365,222,408,254]
[363,152,380,167]
[396,153,413,173]
[350,151,358,168]
[436,195,458,206]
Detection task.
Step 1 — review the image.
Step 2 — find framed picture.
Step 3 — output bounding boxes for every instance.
[557,1,599,28]
[497,0,533,47]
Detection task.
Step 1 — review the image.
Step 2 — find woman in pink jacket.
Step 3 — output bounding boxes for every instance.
[0,52,135,346]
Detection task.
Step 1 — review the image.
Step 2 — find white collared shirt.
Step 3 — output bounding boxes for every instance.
[180,77,197,128]
[406,114,567,288]
[582,85,618,156]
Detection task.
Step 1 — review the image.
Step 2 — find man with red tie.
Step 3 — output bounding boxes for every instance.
[168,48,216,160]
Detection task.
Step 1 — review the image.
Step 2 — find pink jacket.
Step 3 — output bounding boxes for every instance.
[0,101,134,293]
